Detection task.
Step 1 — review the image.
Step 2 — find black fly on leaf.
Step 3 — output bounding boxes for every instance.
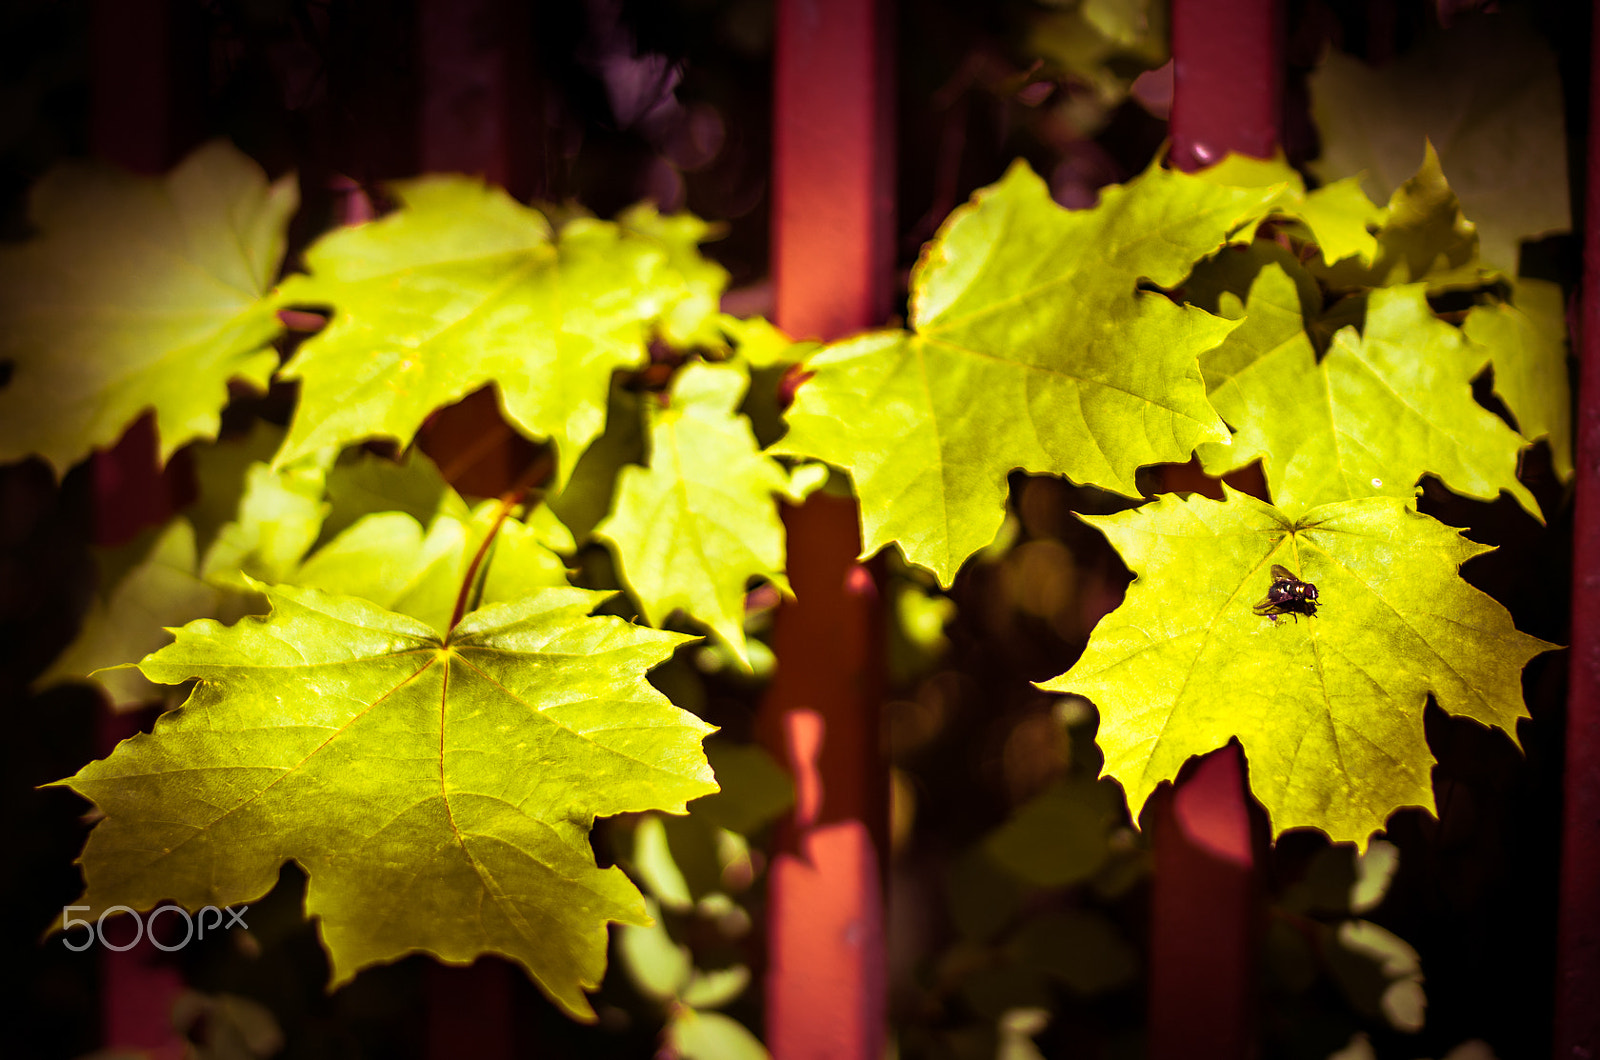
[1254,563,1319,623]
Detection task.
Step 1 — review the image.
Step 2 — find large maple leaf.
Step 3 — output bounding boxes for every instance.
[0,141,295,473]
[1196,263,1540,518]
[55,585,716,1018]
[272,179,721,484]
[774,158,1283,585]
[597,362,795,664]
[1041,488,1556,847]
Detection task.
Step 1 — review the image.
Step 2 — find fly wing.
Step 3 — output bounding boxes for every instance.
[1269,563,1295,582]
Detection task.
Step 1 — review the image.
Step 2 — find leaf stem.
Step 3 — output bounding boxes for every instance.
[448,453,553,632]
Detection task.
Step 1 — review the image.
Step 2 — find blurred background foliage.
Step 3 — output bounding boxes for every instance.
[0,0,1582,1057]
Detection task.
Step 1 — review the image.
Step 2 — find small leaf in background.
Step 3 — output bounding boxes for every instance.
[776,159,1284,584]
[170,990,285,1060]
[1028,0,1166,109]
[55,585,715,1019]
[890,575,957,685]
[292,509,463,626]
[274,178,720,485]
[1309,13,1570,275]
[984,780,1114,888]
[296,494,573,636]
[189,422,298,557]
[0,140,295,474]
[946,848,1025,944]
[1441,1042,1501,1060]
[1043,489,1557,847]
[1329,1033,1378,1060]
[632,814,696,913]
[1015,909,1139,995]
[1280,840,1399,918]
[996,1007,1051,1060]
[1190,152,1385,272]
[598,362,792,665]
[1464,278,1574,482]
[1197,265,1540,518]
[689,741,795,836]
[665,1007,771,1060]
[1327,919,1426,1033]
[1349,840,1400,915]
[617,898,693,1002]
[784,461,830,503]
[679,964,752,1010]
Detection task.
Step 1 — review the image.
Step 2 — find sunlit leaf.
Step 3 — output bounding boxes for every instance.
[273,178,718,485]
[776,159,1283,584]
[1041,489,1556,847]
[598,362,791,664]
[56,584,716,1019]
[1196,264,1539,518]
[0,141,294,473]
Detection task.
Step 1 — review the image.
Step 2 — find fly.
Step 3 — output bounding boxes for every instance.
[1254,563,1319,624]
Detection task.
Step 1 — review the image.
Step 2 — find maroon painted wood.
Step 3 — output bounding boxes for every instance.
[414,3,520,1056]
[1169,0,1282,172]
[1553,7,1600,1055]
[417,0,540,198]
[1147,749,1259,1059]
[1154,1,1283,1057]
[760,0,895,1056]
[87,2,201,1056]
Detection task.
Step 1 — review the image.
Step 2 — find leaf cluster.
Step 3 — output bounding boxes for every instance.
[777,143,1565,847]
[5,143,815,1020]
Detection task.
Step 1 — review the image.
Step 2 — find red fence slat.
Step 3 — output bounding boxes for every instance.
[1154,1,1283,1057]
[761,0,895,1056]
[88,1,199,1054]
[414,2,519,1056]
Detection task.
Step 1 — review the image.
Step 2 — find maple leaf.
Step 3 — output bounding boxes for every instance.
[296,500,574,635]
[616,204,729,348]
[55,584,717,1019]
[0,141,295,473]
[1309,14,1570,274]
[775,158,1284,585]
[200,450,333,590]
[1196,263,1540,519]
[1190,153,1384,268]
[1463,278,1574,483]
[272,178,719,485]
[37,426,329,710]
[1040,488,1557,847]
[597,363,794,665]
[1295,178,1386,267]
[36,519,222,710]
[548,382,647,542]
